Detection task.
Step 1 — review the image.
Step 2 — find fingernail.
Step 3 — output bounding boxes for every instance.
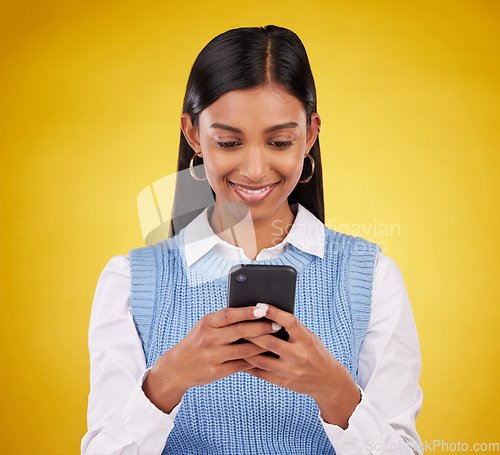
[271,322,282,332]
[256,303,269,311]
[253,307,266,318]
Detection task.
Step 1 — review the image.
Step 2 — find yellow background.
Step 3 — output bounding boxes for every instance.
[1,0,499,453]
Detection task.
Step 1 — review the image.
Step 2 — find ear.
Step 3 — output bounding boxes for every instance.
[305,113,321,154]
[180,113,202,156]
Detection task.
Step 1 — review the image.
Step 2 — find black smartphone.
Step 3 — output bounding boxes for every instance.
[227,264,297,357]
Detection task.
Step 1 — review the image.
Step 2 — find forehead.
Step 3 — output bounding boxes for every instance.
[199,85,306,128]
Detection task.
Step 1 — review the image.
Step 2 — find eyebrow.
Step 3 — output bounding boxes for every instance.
[209,122,299,134]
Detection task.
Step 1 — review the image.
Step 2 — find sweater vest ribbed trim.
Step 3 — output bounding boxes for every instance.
[129,225,380,455]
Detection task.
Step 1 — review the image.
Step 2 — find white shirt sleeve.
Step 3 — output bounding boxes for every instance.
[318,250,424,455]
[81,255,182,455]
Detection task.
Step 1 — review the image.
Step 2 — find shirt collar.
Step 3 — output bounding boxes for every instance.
[184,203,325,267]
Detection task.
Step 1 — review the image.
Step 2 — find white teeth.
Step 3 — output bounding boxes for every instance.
[233,183,273,194]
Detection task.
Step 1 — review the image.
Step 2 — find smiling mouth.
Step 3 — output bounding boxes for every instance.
[228,181,279,202]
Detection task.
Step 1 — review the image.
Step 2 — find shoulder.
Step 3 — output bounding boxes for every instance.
[127,235,185,293]
[91,255,132,324]
[98,254,130,281]
[128,235,182,264]
[372,250,409,303]
[323,226,382,257]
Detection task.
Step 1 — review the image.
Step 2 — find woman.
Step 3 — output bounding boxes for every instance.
[82,25,423,454]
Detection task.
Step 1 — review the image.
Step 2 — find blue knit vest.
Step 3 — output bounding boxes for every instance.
[129,225,380,455]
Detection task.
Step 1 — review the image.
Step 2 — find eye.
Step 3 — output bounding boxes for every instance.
[215,140,293,149]
[270,141,293,148]
[216,141,241,149]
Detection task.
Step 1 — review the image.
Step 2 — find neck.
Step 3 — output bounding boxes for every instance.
[209,201,297,261]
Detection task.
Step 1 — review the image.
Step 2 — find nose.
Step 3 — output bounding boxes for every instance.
[238,146,270,182]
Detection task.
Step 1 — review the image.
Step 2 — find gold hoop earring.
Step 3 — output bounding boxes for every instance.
[189,152,207,181]
[299,153,315,183]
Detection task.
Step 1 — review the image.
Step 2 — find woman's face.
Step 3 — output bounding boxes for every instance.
[181,84,320,225]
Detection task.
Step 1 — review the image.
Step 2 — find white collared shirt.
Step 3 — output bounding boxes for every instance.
[184,202,326,265]
[81,203,423,455]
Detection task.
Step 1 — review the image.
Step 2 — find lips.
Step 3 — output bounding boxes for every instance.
[229,181,279,202]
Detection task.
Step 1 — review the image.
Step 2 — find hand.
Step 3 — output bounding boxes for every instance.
[240,303,361,429]
[143,305,280,413]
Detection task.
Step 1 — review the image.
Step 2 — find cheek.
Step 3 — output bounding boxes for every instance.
[280,153,306,179]
[200,151,233,183]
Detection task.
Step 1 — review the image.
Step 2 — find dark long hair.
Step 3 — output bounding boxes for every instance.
[169,25,324,237]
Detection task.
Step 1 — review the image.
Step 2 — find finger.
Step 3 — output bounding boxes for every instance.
[244,368,288,391]
[244,367,278,384]
[209,305,268,328]
[242,333,291,358]
[217,341,270,362]
[218,359,257,378]
[242,349,285,374]
[255,303,307,341]
[219,320,281,344]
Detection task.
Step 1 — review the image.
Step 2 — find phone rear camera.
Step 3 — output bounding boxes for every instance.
[235,273,247,283]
